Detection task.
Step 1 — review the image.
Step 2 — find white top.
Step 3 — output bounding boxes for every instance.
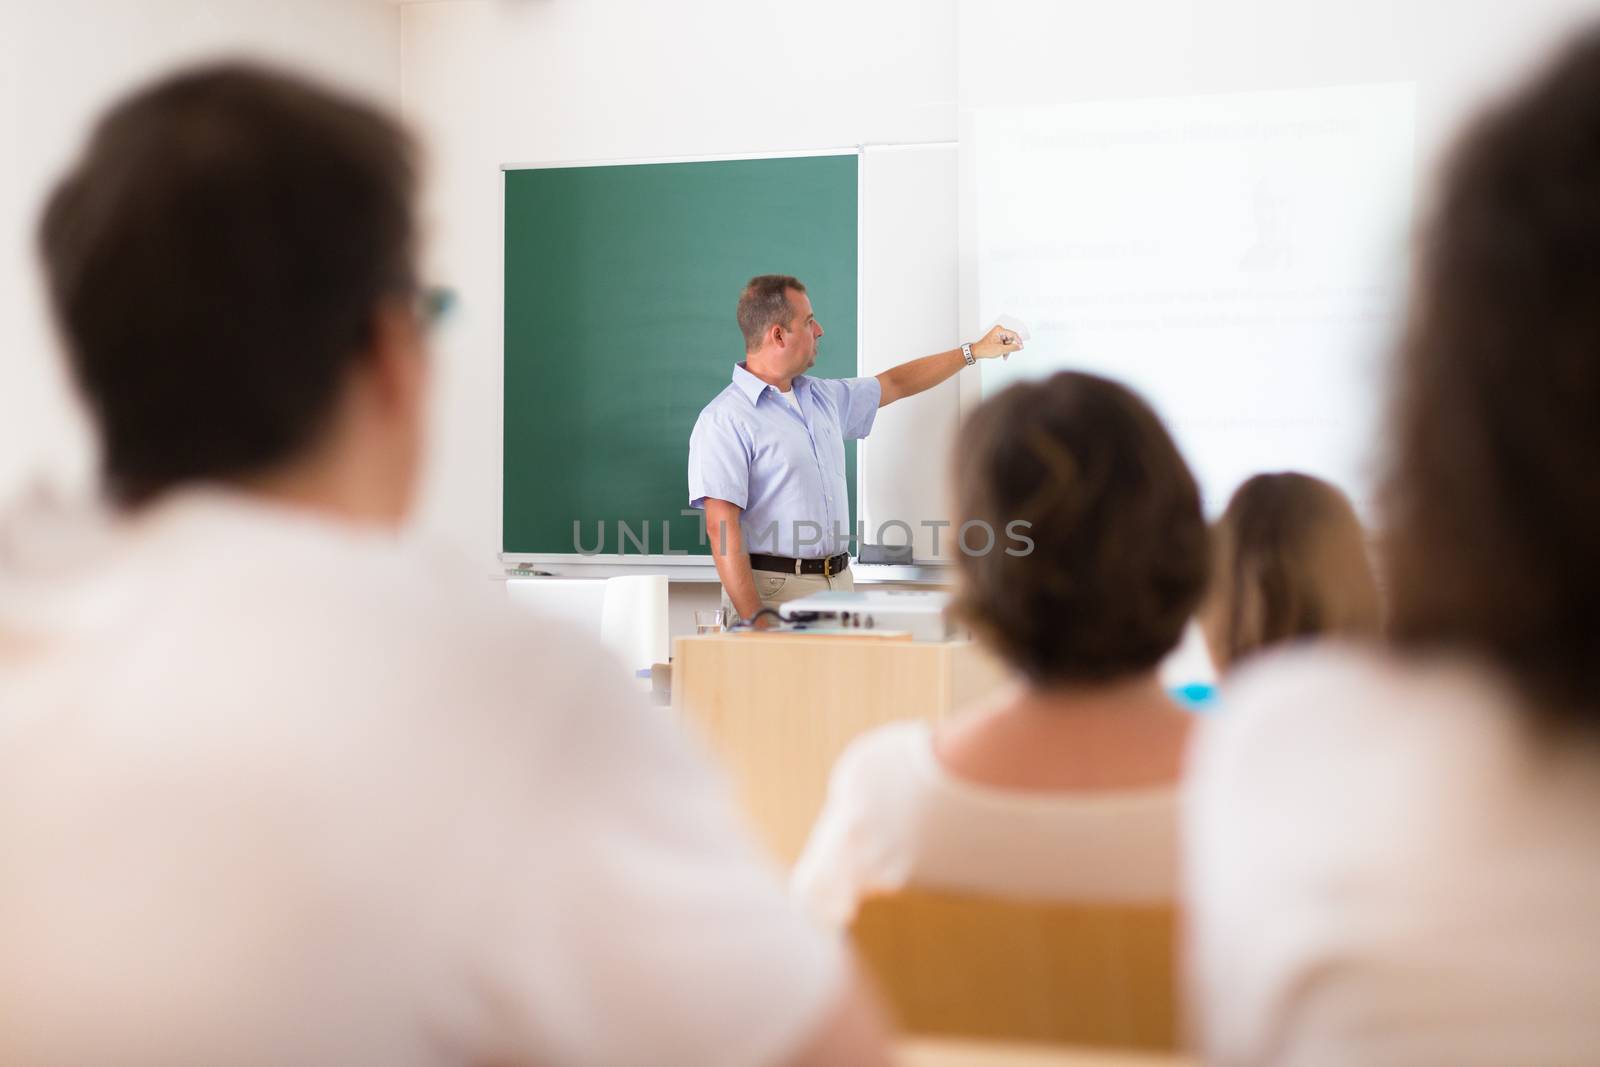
[779,386,804,415]
[1185,645,1600,1066]
[791,720,1179,927]
[0,489,842,1067]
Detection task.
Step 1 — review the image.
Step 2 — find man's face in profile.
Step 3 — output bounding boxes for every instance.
[784,288,823,373]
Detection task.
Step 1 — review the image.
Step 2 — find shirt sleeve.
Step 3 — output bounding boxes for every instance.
[687,410,752,510]
[791,724,914,929]
[812,376,882,440]
[477,627,846,1067]
[791,754,874,929]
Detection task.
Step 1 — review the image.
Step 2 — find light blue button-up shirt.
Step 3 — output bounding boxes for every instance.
[688,363,881,558]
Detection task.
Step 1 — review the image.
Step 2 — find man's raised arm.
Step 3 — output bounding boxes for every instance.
[875,324,1024,407]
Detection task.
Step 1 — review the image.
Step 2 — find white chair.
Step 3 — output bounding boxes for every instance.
[506,575,669,678]
[599,574,670,675]
[504,577,608,637]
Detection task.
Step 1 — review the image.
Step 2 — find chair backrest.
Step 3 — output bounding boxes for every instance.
[599,573,669,673]
[505,575,670,676]
[850,890,1179,1050]
[505,577,608,636]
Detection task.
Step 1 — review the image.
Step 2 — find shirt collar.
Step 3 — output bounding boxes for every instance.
[732,362,810,406]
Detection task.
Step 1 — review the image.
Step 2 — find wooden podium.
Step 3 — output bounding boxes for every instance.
[672,632,1011,864]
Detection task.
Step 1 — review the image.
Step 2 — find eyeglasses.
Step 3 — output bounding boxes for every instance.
[418,285,457,330]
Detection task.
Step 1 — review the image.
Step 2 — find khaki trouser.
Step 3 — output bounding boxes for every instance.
[722,566,855,626]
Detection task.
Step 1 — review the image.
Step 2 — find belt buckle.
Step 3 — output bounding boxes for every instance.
[824,555,835,578]
[794,557,803,576]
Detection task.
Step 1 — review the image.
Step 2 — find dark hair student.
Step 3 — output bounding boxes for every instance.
[951,371,1209,684]
[38,62,418,506]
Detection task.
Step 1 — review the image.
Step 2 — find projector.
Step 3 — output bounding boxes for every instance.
[778,589,954,642]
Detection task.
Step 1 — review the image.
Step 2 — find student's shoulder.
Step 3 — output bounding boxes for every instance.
[252,528,615,698]
[1202,644,1392,757]
[1196,641,1515,791]
[831,719,933,789]
[1227,639,1394,710]
[388,552,610,668]
[808,720,936,849]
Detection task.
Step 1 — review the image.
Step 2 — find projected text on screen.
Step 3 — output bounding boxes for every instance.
[970,84,1416,516]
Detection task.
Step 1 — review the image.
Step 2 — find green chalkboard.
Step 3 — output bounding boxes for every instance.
[503,153,859,556]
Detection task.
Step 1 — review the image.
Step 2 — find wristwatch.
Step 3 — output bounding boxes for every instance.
[961,342,975,366]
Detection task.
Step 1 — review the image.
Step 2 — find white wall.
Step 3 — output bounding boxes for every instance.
[957,0,1600,221]
[0,0,400,509]
[0,11,22,487]
[858,143,960,561]
[398,0,959,568]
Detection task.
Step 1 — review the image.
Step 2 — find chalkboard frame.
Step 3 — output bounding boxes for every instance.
[501,148,862,564]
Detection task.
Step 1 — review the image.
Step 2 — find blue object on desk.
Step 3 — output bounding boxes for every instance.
[1170,683,1219,712]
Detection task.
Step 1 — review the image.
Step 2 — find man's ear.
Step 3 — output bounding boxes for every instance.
[363,298,427,417]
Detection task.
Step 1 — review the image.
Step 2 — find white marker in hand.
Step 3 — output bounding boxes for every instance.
[989,314,1032,360]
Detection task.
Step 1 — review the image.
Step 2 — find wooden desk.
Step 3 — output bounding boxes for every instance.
[899,1037,1195,1067]
[672,632,1010,864]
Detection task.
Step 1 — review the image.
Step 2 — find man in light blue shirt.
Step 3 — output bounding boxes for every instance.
[689,274,1022,624]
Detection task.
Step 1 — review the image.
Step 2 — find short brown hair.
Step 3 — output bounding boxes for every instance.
[39,62,417,507]
[1383,25,1600,730]
[951,372,1209,685]
[1201,472,1382,672]
[736,274,805,352]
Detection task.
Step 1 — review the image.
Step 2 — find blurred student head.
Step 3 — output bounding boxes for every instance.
[37,62,427,522]
[1201,472,1382,674]
[951,371,1209,687]
[1384,25,1600,732]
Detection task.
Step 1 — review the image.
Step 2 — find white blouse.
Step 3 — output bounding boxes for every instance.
[792,719,1180,927]
[1185,645,1600,1066]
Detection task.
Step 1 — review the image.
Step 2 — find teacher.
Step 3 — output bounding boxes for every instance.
[688,274,1023,625]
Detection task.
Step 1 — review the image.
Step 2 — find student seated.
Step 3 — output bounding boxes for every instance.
[0,63,886,1067]
[1186,25,1600,1066]
[1200,471,1382,674]
[792,372,1210,926]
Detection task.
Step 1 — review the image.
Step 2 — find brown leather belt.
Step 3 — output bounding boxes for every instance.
[749,552,850,578]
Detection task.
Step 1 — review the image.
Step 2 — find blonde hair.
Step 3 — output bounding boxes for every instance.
[1201,473,1382,672]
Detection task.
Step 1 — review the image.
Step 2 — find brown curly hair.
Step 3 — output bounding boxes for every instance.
[1384,26,1600,728]
[951,372,1209,685]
